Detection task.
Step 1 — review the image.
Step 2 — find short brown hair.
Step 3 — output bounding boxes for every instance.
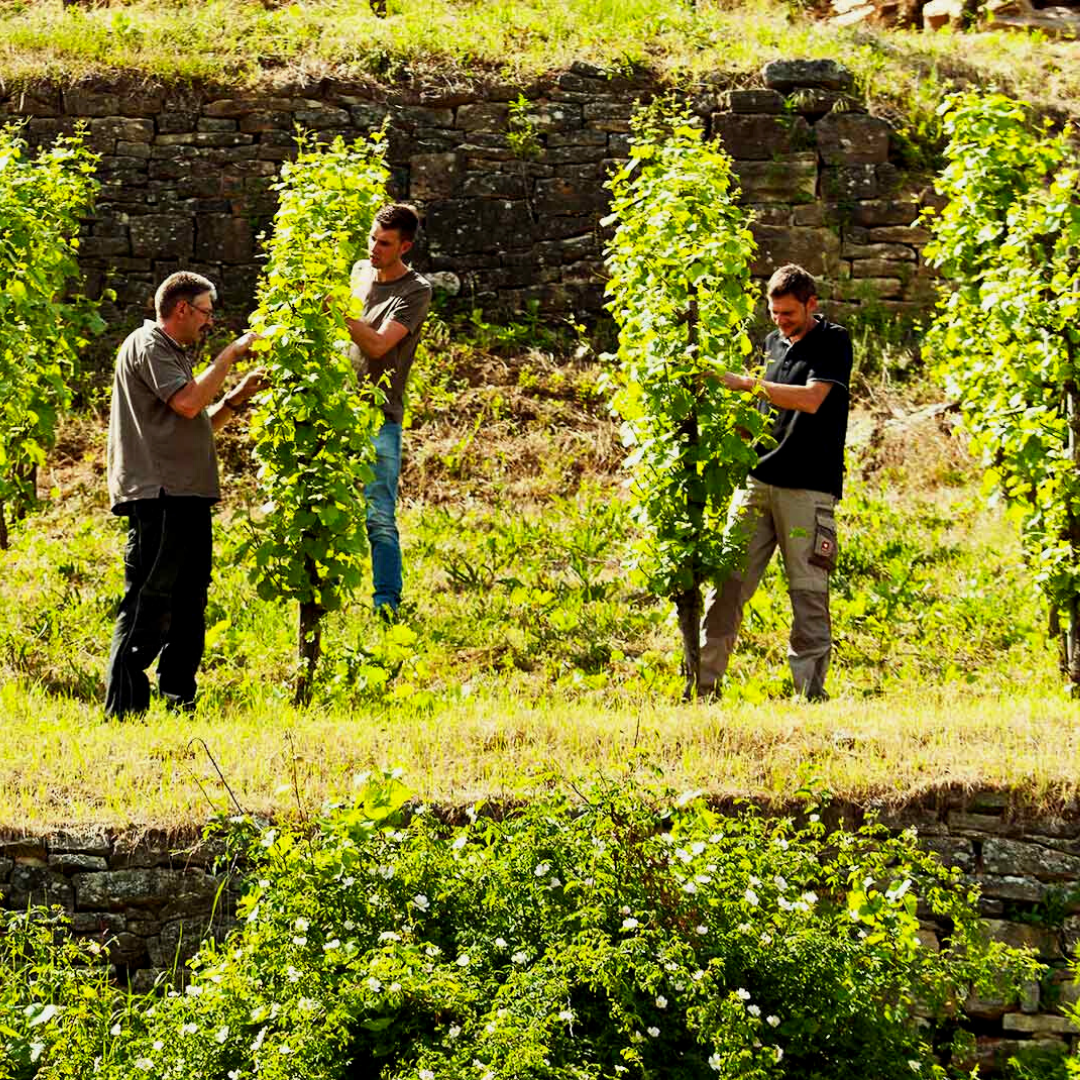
[766,264,817,305]
[155,272,217,320]
[373,203,420,243]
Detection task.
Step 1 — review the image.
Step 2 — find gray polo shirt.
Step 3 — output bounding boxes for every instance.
[107,321,220,512]
[349,262,432,424]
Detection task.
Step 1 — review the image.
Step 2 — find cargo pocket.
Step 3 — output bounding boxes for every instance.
[808,507,838,572]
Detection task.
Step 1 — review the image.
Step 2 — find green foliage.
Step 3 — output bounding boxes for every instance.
[3,771,1043,1080]
[243,132,388,614]
[0,124,102,517]
[0,907,128,1079]
[922,90,1080,680]
[507,93,542,160]
[603,101,765,599]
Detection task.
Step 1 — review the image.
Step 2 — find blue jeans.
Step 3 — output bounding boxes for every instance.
[365,421,402,612]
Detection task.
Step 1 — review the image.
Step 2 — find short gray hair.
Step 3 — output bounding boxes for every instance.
[155,271,217,320]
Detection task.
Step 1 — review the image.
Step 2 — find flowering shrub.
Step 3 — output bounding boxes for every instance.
[0,773,1030,1080]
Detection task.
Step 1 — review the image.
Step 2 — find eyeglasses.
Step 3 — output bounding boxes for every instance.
[189,302,215,320]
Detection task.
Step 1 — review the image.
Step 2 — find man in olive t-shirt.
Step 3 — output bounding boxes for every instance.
[104,271,264,718]
[344,203,432,617]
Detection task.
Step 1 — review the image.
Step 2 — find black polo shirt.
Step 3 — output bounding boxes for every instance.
[750,315,852,499]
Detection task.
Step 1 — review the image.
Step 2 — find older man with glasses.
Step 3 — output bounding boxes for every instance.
[104,271,265,718]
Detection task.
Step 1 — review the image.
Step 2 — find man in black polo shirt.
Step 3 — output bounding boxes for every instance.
[700,264,852,701]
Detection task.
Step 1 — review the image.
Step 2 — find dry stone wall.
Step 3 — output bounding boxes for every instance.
[3,791,1080,1071]
[0,59,936,328]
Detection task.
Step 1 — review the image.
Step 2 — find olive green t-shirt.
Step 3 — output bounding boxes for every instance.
[107,321,220,512]
[349,262,432,424]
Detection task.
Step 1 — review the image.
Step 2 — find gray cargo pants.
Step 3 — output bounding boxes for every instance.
[700,478,837,699]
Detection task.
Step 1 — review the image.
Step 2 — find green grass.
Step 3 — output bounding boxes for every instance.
[0,336,1077,835]
[2,1,1080,148]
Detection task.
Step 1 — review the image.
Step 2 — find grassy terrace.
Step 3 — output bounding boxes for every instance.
[0,0,1079,136]
[1,320,1078,836]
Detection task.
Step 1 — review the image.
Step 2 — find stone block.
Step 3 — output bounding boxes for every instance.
[852,258,914,280]
[89,118,155,145]
[534,178,608,217]
[117,141,152,159]
[410,152,462,200]
[157,110,199,134]
[396,105,455,129]
[983,918,1062,959]
[460,172,527,199]
[425,198,535,255]
[835,276,904,300]
[47,828,111,856]
[71,911,126,935]
[192,132,255,148]
[751,224,841,278]
[608,133,632,158]
[734,154,817,204]
[294,105,351,130]
[120,92,165,117]
[762,59,854,92]
[455,102,509,131]
[348,103,390,129]
[12,88,62,116]
[195,216,254,264]
[746,204,793,226]
[1003,1012,1076,1035]
[63,90,121,116]
[866,224,932,244]
[0,856,12,882]
[2,838,47,860]
[815,113,891,165]
[832,200,919,227]
[7,865,74,911]
[73,868,218,912]
[544,143,608,165]
[822,165,878,201]
[130,215,194,258]
[197,118,237,132]
[984,838,1080,881]
[841,241,916,260]
[712,113,813,160]
[547,129,609,148]
[976,875,1049,903]
[793,203,826,226]
[920,836,975,872]
[48,853,109,873]
[203,98,291,119]
[721,89,785,113]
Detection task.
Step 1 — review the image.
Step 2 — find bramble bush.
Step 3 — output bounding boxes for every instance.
[242,130,389,705]
[1,771,1042,1080]
[603,101,767,697]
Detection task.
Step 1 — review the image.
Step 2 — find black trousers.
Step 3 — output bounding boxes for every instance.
[104,497,213,718]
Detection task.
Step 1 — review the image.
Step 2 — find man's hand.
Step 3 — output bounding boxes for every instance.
[228,367,269,408]
[227,331,259,362]
[720,370,755,393]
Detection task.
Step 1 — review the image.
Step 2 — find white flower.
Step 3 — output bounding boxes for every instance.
[512,951,528,964]
[621,917,639,930]
[153,1041,164,1051]
[452,835,467,850]
[389,982,402,993]
[494,937,508,949]
[760,933,772,945]
[181,1022,198,1035]
[683,881,698,895]
[747,1004,761,1017]
[294,917,310,932]
[534,862,551,877]
[801,891,818,905]
[420,1070,436,1080]
[744,888,759,906]
[774,875,788,892]
[379,931,400,942]
[908,1061,921,1072]
[425,944,442,956]
[134,1059,154,1071]
[766,1015,780,1028]
[413,894,430,911]
[559,1009,574,1022]
[279,1044,292,1055]
[323,938,341,951]
[691,841,706,855]
[184,984,203,997]
[774,838,789,850]
[736,988,751,1001]
[368,977,383,992]
[216,1026,230,1044]
[549,876,561,888]
[774,1047,784,1062]
[708,1052,722,1071]
[344,920,356,930]
[457,954,471,967]
[676,848,692,864]
[448,1024,461,1039]
[647,1026,660,1037]
[809,813,820,823]
[737,922,752,933]
[298,998,320,1014]
[110,1023,121,1036]
[292,936,307,946]
[656,995,668,1009]
[696,924,708,935]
